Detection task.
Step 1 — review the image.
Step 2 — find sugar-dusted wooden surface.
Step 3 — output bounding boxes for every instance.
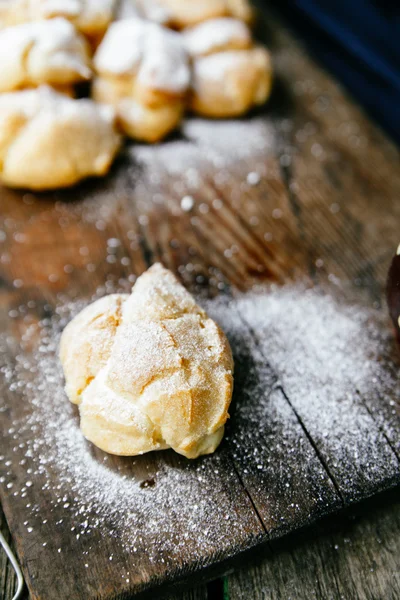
[3,490,400,599]
[1,5,400,600]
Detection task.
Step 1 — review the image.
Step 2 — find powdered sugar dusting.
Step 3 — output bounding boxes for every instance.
[131,116,275,177]
[94,18,190,94]
[0,293,256,561]
[183,18,251,57]
[1,283,399,564]
[207,285,400,500]
[0,17,91,89]
[53,115,276,228]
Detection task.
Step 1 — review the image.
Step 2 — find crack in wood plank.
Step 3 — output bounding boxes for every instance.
[277,386,345,506]
[356,391,400,464]
[232,306,345,507]
[228,462,269,536]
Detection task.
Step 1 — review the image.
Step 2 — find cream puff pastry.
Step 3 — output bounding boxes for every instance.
[60,264,234,459]
[185,17,272,118]
[92,17,190,142]
[0,86,120,189]
[0,18,91,93]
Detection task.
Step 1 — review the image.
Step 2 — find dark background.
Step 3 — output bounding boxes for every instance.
[270,0,400,144]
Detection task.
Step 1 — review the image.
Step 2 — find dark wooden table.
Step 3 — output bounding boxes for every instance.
[1,5,400,600]
[2,490,400,599]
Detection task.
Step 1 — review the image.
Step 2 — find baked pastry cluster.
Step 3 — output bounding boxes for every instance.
[93,18,190,142]
[0,0,272,189]
[0,7,120,189]
[60,263,234,459]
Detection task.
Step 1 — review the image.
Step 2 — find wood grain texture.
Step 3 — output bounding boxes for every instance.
[226,488,400,600]
[3,492,400,600]
[1,4,400,600]
[1,502,209,600]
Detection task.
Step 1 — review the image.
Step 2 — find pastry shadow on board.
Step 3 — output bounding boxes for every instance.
[226,329,269,427]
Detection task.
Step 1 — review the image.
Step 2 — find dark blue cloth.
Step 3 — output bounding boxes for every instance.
[272,0,400,143]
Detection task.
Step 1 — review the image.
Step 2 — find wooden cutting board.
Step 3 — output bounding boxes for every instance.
[1,8,400,600]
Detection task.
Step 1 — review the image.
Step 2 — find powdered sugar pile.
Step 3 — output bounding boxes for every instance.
[183,116,276,164]
[124,116,275,181]
[1,283,399,562]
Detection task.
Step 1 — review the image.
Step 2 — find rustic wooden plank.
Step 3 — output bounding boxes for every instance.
[167,590,209,600]
[1,505,210,600]
[259,15,400,502]
[206,298,342,535]
[0,5,400,600]
[3,495,400,600]
[0,355,264,600]
[226,488,400,600]
[270,18,400,294]
[2,502,209,600]
[236,303,400,504]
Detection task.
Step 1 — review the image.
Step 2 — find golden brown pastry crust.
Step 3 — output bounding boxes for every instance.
[185,18,272,118]
[92,76,184,143]
[0,0,29,28]
[59,293,127,404]
[60,264,234,459]
[183,16,252,56]
[0,86,121,190]
[191,47,272,118]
